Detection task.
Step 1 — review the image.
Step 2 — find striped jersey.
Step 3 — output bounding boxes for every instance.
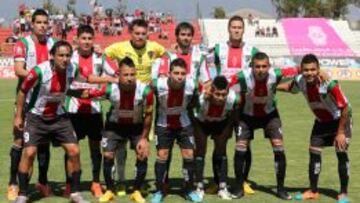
[20,61,76,117]
[153,77,198,129]
[89,80,153,124]
[151,45,210,83]
[208,42,258,79]
[65,51,117,114]
[195,89,239,122]
[229,67,298,117]
[290,75,350,122]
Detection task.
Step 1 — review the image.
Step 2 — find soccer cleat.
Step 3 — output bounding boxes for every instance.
[295,190,320,200]
[277,189,292,200]
[63,183,71,197]
[205,182,218,194]
[186,191,203,202]
[218,187,232,200]
[13,195,27,203]
[69,192,90,203]
[150,191,164,203]
[7,185,19,201]
[90,182,103,198]
[231,186,244,199]
[35,183,53,197]
[337,194,350,203]
[129,190,146,203]
[117,184,126,197]
[99,190,115,202]
[243,182,255,195]
[196,187,205,200]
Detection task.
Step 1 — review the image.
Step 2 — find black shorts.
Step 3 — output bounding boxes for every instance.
[69,113,103,141]
[155,126,195,150]
[195,119,231,139]
[23,113,78,147]
[311,118,352,147]
[101,122,143,152]
[235,110,283,141]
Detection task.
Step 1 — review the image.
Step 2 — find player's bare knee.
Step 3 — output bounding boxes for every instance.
[271,138,283,147]
[235,140,248,152]
[23,147,37,159]
[309,146,322,154]
[13,139,23,147]
[104,151,115,160]
[157,149,169,161]
[181,149,193,159]
[65,144,80,157]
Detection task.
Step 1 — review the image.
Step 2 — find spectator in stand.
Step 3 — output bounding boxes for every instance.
[248,13,254,26]
[266,26,271,37]
[272,26,278,37]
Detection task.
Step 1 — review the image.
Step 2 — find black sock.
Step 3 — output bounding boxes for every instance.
[336,152,349,194]
[309,151,321,193]
[103,158,115,191]
[134,159,148,190]
[165,151,172,184]
[274,150,286,191]
[212,151,220,184]
[195,156,205,188]
[18,172,29,196]
[90,148,102,183]
[64,154,71,184]
[155,159,167,191]
[37,144,50,185]
[70,170,81,193]
[216,155,228,189]
[234,150,247,188]
[9,145,22,185]
[183,158,195,192]
[244,147,252,181]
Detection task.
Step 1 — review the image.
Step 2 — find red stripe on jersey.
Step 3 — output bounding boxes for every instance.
[306,83,333,122]
[118,90,135,124]
[227,47,243,69]
[35,42,49,64]
[177,53,192,74]
[21,69,39,93]
[167,87,184,129]
[13,41,26,60]
[207,103,225,118]
[253,80,267,117]
[158,55,170,76]
[77,55,94,113]
[330,84,347,109]
[43,71,66,117]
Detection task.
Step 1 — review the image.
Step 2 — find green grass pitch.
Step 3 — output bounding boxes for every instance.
[0,79,359,202]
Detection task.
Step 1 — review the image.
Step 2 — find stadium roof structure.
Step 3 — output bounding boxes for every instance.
[228,8,274,19]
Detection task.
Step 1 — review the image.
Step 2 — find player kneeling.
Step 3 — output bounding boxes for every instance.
[278,54,352,203]
[150,58,202,203]
[193,75,239,200]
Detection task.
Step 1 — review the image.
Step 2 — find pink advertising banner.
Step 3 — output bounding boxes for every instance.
[282,18,355,57]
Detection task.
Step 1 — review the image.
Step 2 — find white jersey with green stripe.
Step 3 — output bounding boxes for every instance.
[22,61,76,117]
[153,77,198,129]
[195,89,239,122]
[16,35,57,70]
[65,51,114,114]
[105,80,152,124]
[209,42,258,79]
[230,67,284,117]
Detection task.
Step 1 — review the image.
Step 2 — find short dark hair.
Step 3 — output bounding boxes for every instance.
[129,19,148,31]
[32,9,49,23]
[50,40,73,56]
[212,76,228,90]
[118,57,135,68]
[175,22,194,36]
[301,54,320,68]
[228,15,244,28]
[77,24,95,37]
[170,58,187,72]
[250,52,269,67]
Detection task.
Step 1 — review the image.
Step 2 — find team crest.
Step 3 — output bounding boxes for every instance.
[148,51,155,59]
